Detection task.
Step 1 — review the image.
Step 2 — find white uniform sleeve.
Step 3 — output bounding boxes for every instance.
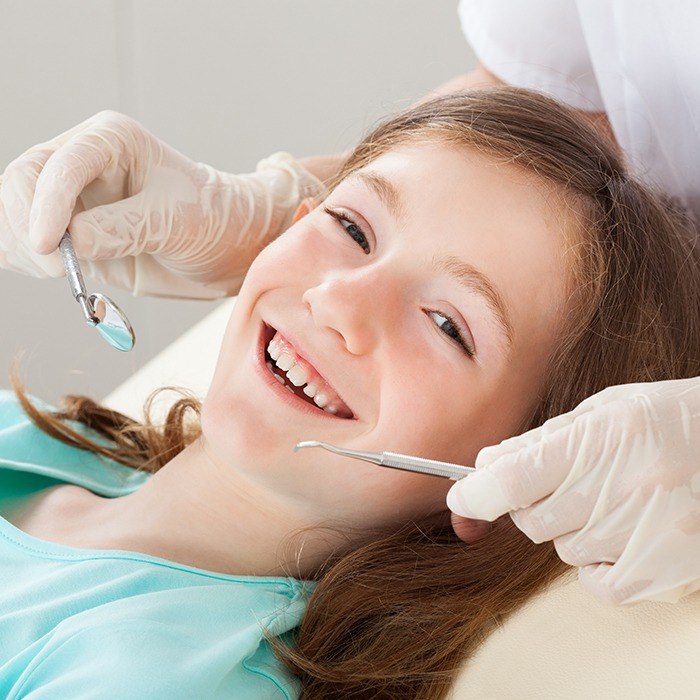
[457,0,604,112]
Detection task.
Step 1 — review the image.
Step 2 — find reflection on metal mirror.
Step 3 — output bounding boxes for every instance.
[88,292,136,352]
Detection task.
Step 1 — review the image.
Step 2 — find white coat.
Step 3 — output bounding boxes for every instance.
[458,0,700,229]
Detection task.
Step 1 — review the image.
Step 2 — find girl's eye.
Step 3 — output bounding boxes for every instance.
[323,206,474,359]
[427,310,476,359]
[323,206,371,254]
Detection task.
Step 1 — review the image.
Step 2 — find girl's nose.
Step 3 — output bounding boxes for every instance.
[302,263,402,356]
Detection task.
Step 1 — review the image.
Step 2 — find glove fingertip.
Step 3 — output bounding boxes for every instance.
[29,219,60,255]
[446,470,511,521]
[33,249,66,278]
[29,191,75,254]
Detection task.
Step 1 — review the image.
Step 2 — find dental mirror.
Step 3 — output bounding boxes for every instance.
[88,292,136,351]
[58,232,136,352]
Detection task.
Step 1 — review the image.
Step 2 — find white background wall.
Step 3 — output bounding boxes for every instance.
[0,0,476,405]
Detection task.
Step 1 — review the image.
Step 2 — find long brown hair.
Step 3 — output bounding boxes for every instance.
[10,88,700,698]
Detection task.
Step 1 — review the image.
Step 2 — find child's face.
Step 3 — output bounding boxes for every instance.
[204,142,574,530]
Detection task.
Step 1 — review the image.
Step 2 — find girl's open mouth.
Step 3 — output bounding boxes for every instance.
[257,322,356,420]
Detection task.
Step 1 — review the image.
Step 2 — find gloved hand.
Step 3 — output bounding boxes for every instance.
[0,110,327,298]
[447,377,700,605]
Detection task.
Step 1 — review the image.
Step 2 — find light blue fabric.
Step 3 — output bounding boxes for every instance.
[0,390,316,699]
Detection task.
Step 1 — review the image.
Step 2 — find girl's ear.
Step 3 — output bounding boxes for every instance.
[291,197,317,224]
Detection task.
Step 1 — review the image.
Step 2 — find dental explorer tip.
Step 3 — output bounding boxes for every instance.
[293,440,324,452]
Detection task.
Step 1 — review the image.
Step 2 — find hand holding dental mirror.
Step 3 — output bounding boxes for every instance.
[58,232,136,352]
[0,111,326,300]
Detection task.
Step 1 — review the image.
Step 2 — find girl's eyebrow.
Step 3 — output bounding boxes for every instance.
[350,170,406,226]
[434,256,514,349]
[349,170,515,350]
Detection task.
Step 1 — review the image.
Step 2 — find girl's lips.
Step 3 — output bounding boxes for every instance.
[255,321,356,421]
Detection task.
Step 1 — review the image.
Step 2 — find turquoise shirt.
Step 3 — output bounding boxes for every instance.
[0,390,316,699]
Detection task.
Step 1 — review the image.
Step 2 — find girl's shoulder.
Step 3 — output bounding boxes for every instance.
[0,389,41,427]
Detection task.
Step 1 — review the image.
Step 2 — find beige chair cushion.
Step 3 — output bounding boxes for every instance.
[103,297,700,699]
[448,570,700,699]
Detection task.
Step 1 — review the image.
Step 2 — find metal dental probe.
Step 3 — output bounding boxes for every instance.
[293,441,475,480]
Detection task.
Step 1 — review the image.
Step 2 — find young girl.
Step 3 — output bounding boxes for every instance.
[2,88,698,699]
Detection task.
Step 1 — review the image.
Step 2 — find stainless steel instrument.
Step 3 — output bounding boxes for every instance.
[58,232,136,352]
[294,440,475,480]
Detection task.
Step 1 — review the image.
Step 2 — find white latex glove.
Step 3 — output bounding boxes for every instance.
[447,377,700,605]
[0,110,327,299]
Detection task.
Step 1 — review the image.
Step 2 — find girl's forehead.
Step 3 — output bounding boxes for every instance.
[349,141,585,264]
[351,142,545,196]
[342,143,564,233]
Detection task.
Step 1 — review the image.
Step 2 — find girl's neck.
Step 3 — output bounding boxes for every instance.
[72,438,326,578]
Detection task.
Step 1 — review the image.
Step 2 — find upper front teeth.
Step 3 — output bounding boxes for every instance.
[267,338,321,399]
[266,334,352,418]
[276,352,295,372]
[268,342,282,361]
[286,365,307,386]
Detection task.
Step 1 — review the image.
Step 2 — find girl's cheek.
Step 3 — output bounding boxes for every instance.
[248,230,302,277]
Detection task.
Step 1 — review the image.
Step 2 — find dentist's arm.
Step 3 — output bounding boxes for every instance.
[0,111,328,299]
[447,377,700,605]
